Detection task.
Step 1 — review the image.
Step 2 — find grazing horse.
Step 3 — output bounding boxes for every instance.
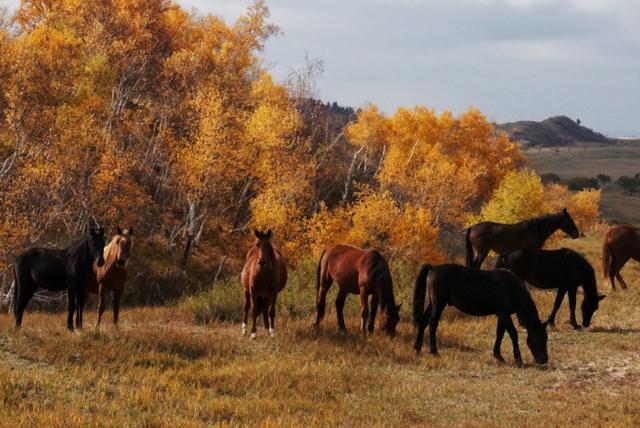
[413,264,548,367]
[314,244,401,337]
[241,229,287,339]
[85,227,133,328]
[465,208,580,268]
[12,227,106,330]
[602,225,640,290]
[496,248,605,329]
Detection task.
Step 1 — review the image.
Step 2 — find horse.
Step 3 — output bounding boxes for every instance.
[12,227,106,330]
[241,229,287,339]
[314,244,401,337]
[465,208,580,269]
[85,227,133,328]
[602,225,640,290]
[413,264,548,367]
[496,248,606,329]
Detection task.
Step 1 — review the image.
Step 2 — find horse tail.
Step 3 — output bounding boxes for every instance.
[316,249,326,294]
[464,227,473,267]
[602,234,611,280]
[11,262,19,315]
[413,264,432,326]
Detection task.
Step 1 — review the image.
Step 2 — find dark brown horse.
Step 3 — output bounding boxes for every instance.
[465,208,580,268]
[85,227,133,328]
[12,227,106,330]
[314,244,401,337]
[602,225,640,290]
[413,264,549,367]
[496,248,605,329]
[241,229,287,339]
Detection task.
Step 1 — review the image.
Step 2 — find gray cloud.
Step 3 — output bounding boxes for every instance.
[3,0,639,135]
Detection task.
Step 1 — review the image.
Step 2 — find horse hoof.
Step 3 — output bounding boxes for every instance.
[269,328,275,338]
[494,355,506,364]
[250,332,257,340]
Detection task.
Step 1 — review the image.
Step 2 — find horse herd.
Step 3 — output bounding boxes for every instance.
[9,210,640,367]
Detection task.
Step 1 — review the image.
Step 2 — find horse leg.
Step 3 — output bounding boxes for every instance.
[413,303,432,355]
[113,288,123,327]
[314,277,332,329]
[567,288,580,330]
[546,288,566,327]
[609,255,617,290]
[493,318,506,363]
[14,268,36,328]
[428,303,445,356]
[367,293,379,334]
[501,315,522,367]
[250,294,259,339]
[475,250,489,269]
[67,287,76,331]
[614,257,630,289]
[75,284,85,330]
[262,297,270,330]
[242,288,250,335]
[268,295,276,337]
[335,289,347,331]
[95,283,106,329]
[359,290,369,335]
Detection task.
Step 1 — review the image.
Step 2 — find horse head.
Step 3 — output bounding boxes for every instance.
[380,303,402,337]
[559,208,580,239]
[526,321,549,365]
[581,294,606,327]
[113,226,134,267]
[254,229,275,272]
[89,227,106,267]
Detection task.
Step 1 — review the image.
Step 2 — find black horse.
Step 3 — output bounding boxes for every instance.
[12,227,106,330]
[496,248,606,329]
[465,208,580,268]
[413,264,548,367]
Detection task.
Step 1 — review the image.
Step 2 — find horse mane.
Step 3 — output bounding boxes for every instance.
[519,212,562,240]
[514,283,543,329]
[66,234,91,264]
[101,236,121,271]
[370,254,397,314]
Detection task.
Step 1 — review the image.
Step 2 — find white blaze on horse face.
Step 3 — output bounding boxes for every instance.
[250,332,257,340]
[242,323,247,335]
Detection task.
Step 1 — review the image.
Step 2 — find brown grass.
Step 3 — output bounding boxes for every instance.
[1,229,640,427]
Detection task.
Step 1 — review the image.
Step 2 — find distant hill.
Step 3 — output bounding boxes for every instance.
[497,116,610,148]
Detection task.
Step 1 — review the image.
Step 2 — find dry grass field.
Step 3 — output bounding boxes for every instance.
[1,229,639,426]
[525,142,640,225]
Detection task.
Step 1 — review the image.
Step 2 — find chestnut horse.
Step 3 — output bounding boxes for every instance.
[465,208,580,269]
[241,229,287,339]
[602,225,640,290]
[314,244,401,337]
[85,227,133,328]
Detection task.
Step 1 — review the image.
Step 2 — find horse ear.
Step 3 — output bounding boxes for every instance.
[128,227,133,236]
[116,226,123,235]
[254,228,261,238]
[90,227,96,236]
[98,226,105,235]
[563,207,568,214]
[598,295,606,301]
[396,303,402,311]
[266,229,273,239]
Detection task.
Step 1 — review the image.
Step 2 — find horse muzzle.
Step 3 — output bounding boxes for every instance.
[116,259,126,267]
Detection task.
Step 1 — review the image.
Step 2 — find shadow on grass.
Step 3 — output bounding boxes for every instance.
[589,326,640,334]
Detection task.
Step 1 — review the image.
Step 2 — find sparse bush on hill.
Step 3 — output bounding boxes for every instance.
[566,177,599,191]
[617,175,640,195]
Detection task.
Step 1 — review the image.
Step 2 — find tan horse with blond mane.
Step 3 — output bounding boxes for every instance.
[241,229,287,339]
[85,227,133,328]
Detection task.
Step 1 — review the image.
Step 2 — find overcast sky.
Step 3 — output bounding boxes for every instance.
[4,0,639,136]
